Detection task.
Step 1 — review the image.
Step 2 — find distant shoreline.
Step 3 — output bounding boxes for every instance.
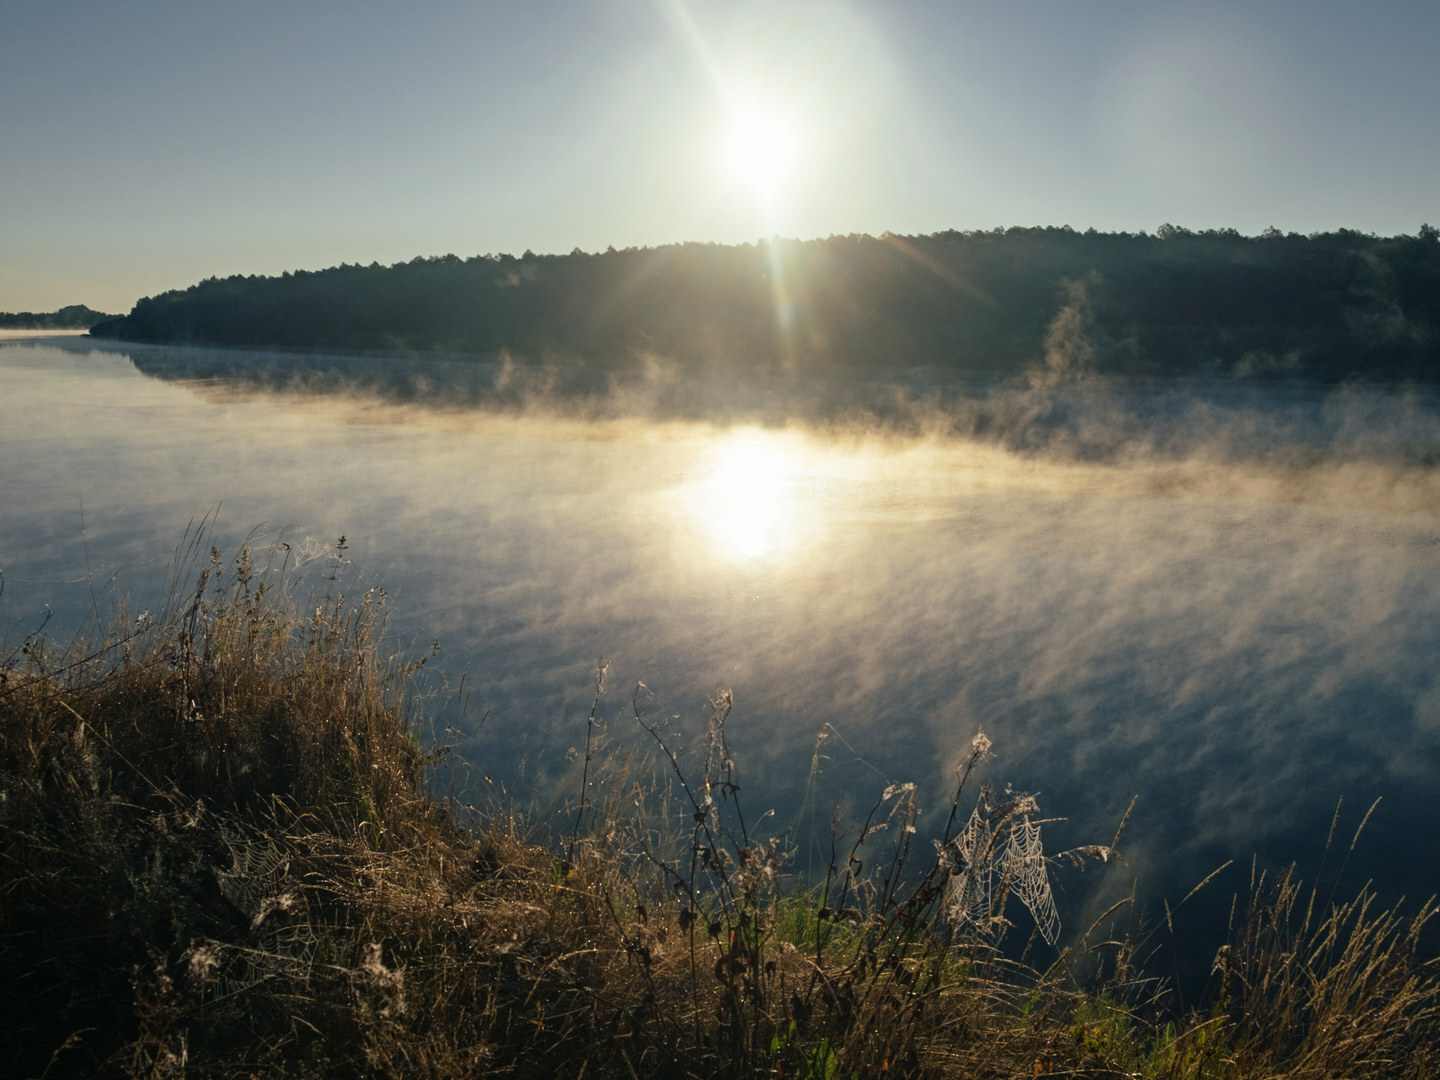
[89,227,1440,385]
[0,328,92,340]
[0,303,119,332]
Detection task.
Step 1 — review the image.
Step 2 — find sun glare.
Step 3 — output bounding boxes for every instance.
[688,429,801,559]
[724,107,797,200]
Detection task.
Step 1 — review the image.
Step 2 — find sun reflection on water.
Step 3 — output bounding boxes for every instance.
[688,428,802,560]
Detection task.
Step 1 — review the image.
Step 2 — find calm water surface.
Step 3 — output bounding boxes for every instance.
[3,334,1438,954]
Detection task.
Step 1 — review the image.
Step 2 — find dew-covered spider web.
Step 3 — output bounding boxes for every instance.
[940,794,1060,946]
[1002,815,1060,945]
[212,824,316,999]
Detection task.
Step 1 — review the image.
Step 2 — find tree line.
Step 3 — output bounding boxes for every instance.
[91,225,1440,382]
[1,304,117,329]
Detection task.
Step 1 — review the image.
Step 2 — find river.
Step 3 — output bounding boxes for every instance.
[3,332,1438,968]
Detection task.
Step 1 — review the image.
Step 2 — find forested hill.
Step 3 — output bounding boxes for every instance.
[1,304,117,329]
[91,226,1440,382]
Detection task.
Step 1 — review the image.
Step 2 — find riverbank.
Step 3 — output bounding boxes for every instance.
[2,543,1436,1078]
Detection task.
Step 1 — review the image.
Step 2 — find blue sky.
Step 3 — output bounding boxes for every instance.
[2,0,1437,313]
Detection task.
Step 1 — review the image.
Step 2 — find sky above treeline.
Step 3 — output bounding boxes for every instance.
[3,0,1437,314]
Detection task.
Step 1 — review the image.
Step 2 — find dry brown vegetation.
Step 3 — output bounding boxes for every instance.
[2,538,1437,1078]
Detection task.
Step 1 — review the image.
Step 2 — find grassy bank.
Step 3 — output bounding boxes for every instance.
[2,543,1436,1078]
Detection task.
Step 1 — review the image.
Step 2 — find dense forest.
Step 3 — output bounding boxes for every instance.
[92,226,1440,382]
[1,304,116,329]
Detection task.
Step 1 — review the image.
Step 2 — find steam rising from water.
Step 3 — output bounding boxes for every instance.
[3,335,1438,965]
[121,336,1440,515]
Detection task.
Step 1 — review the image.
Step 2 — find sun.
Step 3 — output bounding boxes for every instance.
[723,106,798,201]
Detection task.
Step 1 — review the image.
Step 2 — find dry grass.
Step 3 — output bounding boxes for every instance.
[1,538,1436,1078]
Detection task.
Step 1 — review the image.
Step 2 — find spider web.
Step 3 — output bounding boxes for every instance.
[941,804,1060,946]
[1002,816,1060,945]
[944,807,991,930]
[212,826,316,999]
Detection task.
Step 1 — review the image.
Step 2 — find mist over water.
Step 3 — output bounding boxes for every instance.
[3,335,1438,969]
